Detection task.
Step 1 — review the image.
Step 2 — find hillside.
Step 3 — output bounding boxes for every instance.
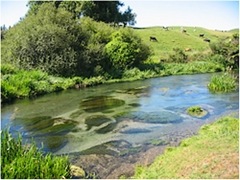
[133,26,236,62]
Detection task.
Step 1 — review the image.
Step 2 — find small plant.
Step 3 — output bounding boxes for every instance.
[187,106,207,118]
[208,73,238,93]
[1,129,71,179]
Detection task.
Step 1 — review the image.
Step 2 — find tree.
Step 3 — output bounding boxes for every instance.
[27,0,136,26]
[121,6,136,26]
[105,28,151,72]
[1,25,7,40]
[2,3,87,77]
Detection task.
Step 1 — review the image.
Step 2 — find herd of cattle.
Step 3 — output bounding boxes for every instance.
[149,26,211,44]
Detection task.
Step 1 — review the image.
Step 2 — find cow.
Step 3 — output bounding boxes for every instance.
[182,29,187,33]
[185,48,192,52]
[204,38,211,43]
[163,26,169,31]
[150,36,158,42]
[199,33,204,37]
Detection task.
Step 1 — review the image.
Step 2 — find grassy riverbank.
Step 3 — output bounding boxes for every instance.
[1,60,223,104]
[1,129,71,179]
[134,115,239,179]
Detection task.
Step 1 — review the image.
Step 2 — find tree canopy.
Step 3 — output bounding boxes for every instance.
[1,2,150,78]
[27,0,136,26]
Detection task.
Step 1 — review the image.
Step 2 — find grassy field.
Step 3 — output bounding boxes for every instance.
[134,115,239,179]
[133,26,234,61]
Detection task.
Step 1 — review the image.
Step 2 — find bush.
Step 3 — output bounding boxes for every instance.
[168,48,188,63]
[1,4,86,77]
[1,64,19,75]
[1,129,71,179]
[209,33,239,69]
[105,28,151,71]
[208,73,238,93]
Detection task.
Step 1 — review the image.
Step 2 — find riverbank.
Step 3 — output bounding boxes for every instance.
[1,60,223,104]
[1,71,238,178]
[133,113,239,179]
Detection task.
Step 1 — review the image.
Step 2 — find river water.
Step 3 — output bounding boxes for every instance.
[1,73,239,178]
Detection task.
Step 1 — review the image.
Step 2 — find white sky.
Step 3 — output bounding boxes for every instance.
[0,0,239,30]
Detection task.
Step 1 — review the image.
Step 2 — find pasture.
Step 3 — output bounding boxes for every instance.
[133,26,234,62]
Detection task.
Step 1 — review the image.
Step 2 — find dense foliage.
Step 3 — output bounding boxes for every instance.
[168,48,188,63]
[209,33,239,69]
[27,0,136,26]
[105,28,151,75]
[0,64,108,103]
[1,129,71,179]
[2,4,85,77]
[1,2,147,78]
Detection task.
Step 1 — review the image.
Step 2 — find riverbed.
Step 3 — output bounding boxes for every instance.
[1,73,239,178]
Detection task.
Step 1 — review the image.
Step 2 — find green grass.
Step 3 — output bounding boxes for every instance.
[134,26,234,62]
[208,73,238,93]
[1,129,71,179]
[0,64,107,104]
[1,26,236,103]
[133,115,239,179]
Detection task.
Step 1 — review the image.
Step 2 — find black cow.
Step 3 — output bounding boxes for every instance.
[150,36,158,41]
[199,33,204,37]
[163,26,169,31]
[204,38,211,43]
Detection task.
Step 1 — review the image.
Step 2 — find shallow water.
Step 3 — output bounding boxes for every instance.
[1,73,239,177]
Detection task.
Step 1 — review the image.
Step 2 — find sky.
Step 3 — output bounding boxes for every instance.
[0,0,239,30]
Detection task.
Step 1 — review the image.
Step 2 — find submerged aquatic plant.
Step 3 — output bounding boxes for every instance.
[187,106,208,118]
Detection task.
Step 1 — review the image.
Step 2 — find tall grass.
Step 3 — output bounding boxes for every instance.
[1,129,71,179]
[208,73,238,93]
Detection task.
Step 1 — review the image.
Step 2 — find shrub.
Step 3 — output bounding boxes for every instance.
[1,64,19,75]
[208,73,238,93]
[209,33,239,69]
[1,129,71,179]
[105,28,151,71]
[168,48,188,63]
[1,4,86,77]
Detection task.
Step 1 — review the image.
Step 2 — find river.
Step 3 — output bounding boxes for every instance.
[1,73,239,178]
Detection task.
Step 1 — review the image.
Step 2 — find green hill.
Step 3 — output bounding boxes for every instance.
[133,26,236,62]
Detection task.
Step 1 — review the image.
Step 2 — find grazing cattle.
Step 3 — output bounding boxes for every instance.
[185,48,192,52]
[150,36,158,42]
[163,26,169,31]
[199,33,204,37]
[204,38,211,43]
[182,29,187,33]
